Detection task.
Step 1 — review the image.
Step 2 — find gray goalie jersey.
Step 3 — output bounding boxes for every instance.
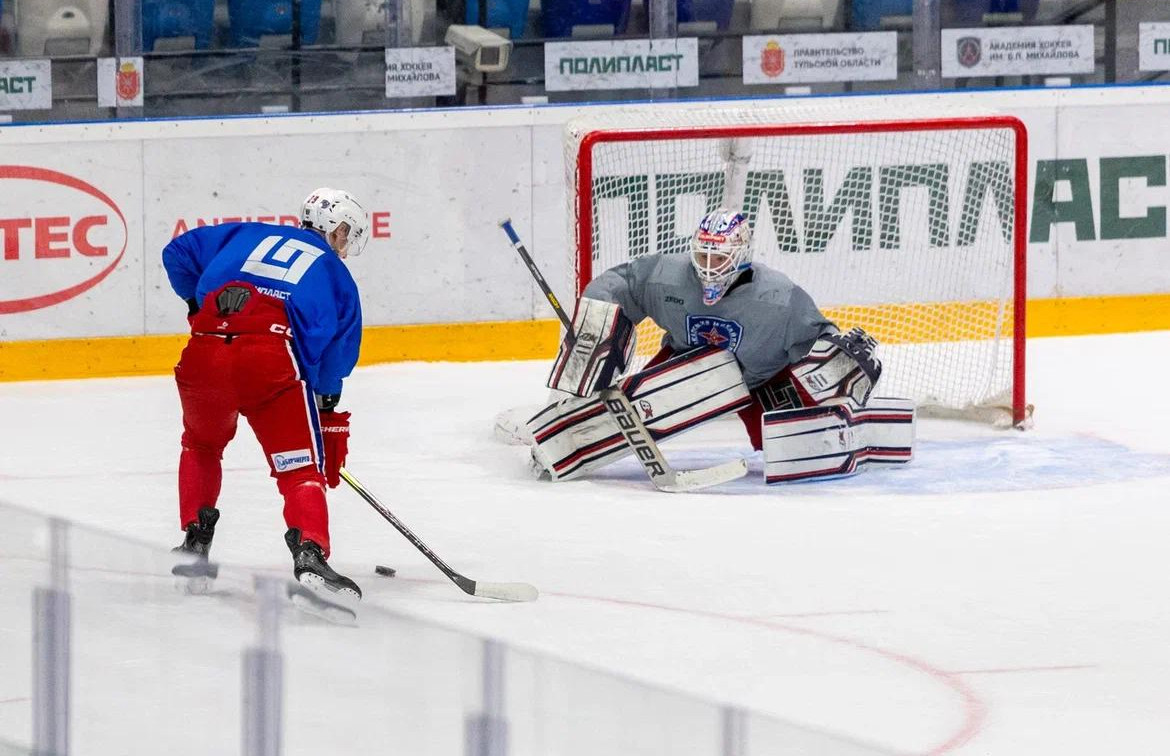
[583,254,836,389]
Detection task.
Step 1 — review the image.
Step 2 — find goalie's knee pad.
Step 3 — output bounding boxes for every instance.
[547,297,636,397]
[528,346,751,481]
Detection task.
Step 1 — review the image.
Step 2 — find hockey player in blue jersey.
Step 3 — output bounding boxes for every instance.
[162,188,368,611]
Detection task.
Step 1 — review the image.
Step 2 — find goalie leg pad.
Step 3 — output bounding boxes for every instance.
[547,298,636,397]
[529,347,751,481]
[762,397,916,484]
[527,394,613,480]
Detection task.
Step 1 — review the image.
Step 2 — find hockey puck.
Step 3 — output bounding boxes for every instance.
[374,564,397,577]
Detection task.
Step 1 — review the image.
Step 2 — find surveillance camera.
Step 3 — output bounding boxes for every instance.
[444,24,512,74]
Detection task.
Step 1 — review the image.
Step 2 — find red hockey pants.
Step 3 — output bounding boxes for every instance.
[175,333,332,555]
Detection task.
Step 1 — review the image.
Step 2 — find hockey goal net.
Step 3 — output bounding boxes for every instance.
[567,106,1029,426]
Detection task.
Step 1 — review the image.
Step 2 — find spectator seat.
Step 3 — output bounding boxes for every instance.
[850,0,911,31]
[541,0,631,38]
[465,0,529,39]
[944,0,1039,27]
[644,0,735,32]
[227,0,322,47]
[750,0,840,31]
[16,0,108,56]
[336,0,427,45]
[142,0,215,51]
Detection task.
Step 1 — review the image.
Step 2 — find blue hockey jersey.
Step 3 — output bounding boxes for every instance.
[162,222,362,396]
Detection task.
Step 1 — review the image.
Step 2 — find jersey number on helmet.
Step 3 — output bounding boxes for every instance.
[240,235,324,285]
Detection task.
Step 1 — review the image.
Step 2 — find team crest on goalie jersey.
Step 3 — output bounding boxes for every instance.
[685,316,743,352]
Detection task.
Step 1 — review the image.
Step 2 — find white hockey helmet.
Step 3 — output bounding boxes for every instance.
[691,207,753,305]
[301,188,370,257]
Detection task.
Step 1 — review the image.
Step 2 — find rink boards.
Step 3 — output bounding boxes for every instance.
[2,85,1170,379]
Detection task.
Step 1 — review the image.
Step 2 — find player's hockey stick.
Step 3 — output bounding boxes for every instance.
[339,468,538,602]
[499,218,747,493]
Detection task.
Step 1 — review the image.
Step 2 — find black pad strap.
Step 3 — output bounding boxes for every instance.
[822,327,882,385]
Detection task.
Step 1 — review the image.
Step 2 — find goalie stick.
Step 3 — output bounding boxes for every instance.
[499,218,747,493]
[339,468,538,602]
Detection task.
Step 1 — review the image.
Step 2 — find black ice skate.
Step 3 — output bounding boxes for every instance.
[171,506,220,593]
[285,529,361,624]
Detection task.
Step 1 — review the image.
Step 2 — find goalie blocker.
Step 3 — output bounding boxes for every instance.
[548,297,636,397]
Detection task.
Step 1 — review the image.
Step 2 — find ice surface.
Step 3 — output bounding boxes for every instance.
[1,331,1169,755]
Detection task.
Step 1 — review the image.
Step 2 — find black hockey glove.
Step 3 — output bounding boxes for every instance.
[823,327,882,384]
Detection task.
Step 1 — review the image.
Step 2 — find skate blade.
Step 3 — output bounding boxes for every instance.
[289,575,359,626]
[171,560,219,595]
[174,575,214,595]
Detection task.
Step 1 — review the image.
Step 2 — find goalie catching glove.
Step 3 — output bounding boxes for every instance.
[547,297,636,397]
[788,326,882,408]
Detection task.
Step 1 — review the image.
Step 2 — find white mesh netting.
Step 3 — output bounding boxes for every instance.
[565,104,1027,425]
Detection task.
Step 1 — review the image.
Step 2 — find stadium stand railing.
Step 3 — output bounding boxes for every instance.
[0,0,1165,122]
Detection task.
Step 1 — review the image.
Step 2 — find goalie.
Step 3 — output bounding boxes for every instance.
[527,208,915,484]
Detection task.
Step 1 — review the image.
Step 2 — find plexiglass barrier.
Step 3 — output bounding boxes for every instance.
[0,0,1167,121]
[0,500,898,756]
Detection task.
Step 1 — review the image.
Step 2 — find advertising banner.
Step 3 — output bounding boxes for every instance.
[0,145,144,340]
[941,25,1094,78]
[544,38,698,91]
[385,47,456,97]
[141,126,536,334]
[743,32,897,85]
[6,86,1170,344]
[1139,23,1170,72]
[97,57,145,108]
[0,60,52,111]
[1041,102,1170,299]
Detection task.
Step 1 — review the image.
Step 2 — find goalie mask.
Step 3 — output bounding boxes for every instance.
[301,188,370,257]
[691,208,753,305]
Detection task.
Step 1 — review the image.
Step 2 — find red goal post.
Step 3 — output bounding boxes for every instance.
[568,110,1029,427]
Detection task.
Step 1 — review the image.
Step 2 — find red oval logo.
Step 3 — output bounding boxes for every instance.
[0,166,128,314]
